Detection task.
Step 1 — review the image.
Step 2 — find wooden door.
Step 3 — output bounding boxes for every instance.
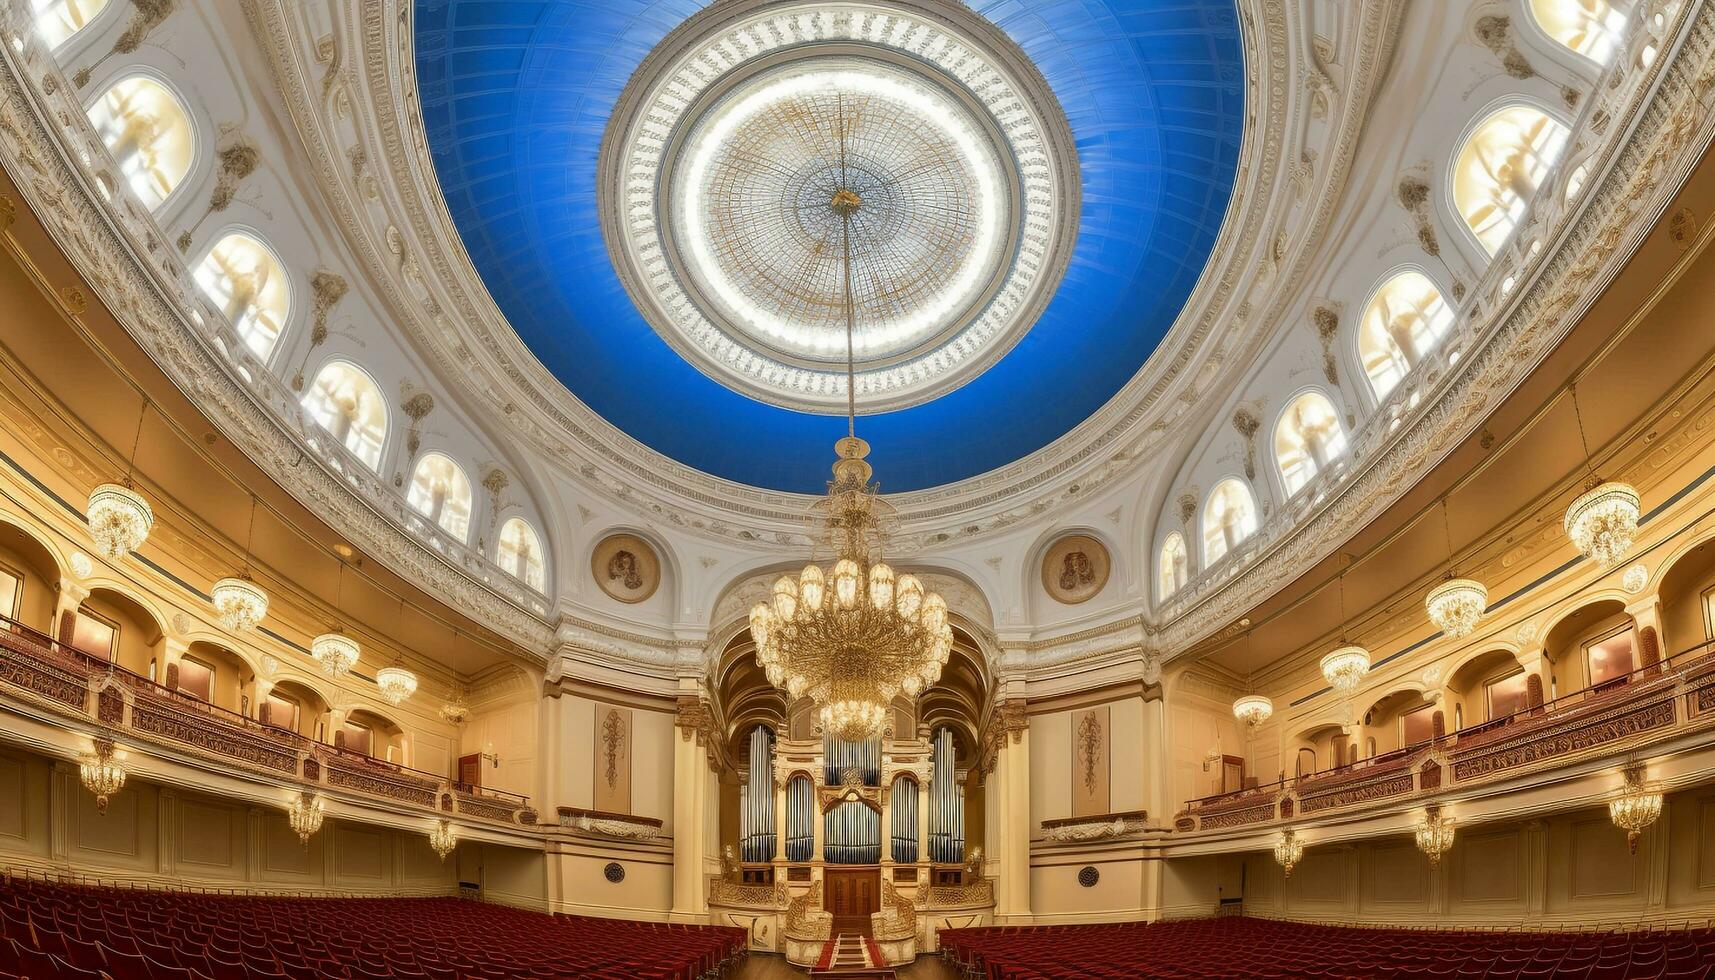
[824,868,881,935]
[458,753,482,789]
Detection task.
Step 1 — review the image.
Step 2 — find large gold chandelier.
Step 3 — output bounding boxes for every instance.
[748,124,952,743]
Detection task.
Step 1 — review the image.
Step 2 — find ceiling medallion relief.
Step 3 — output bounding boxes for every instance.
[1041,534,1112,606]
[591,534,663,605]
[599,2,1080,413]
[241,0,1289,541]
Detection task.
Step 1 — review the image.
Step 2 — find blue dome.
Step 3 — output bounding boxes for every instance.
[415,0,1244,493]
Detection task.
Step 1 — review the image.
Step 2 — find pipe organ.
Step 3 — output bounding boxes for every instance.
[739,726,776,862]
[891,776,919,863]
[929,727,965,863]
[823,734,880,785]
[823,735,881,864]
[785,775,814,862]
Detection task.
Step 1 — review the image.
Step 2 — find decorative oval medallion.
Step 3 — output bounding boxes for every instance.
[1041,534,1111,605]
[591,533,662,604]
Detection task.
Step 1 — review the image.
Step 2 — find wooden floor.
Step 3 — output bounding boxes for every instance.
[734,951,960,978]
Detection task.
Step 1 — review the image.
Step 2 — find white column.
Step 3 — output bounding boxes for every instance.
[994,725,1031,921]
[671,697,713,921]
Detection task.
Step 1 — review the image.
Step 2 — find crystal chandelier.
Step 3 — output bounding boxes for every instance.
[1608,764,1662,854]
[440,684,471,725]
[1274,828,1304,878]
[85,403,154,560]
[1320,646,1370,694]
[1232,695,1273,728]
[87,484,154,561]
[78,738,126,815]
[428,819,458,861]
[312,560,358,677]
[286,792,325,844]
[1426,577,1487,638]
[1563,384,1640,568]
[376,663,419,705]
[746,124,952,743]
[212,495,268,632]
[1414,805,1455,868]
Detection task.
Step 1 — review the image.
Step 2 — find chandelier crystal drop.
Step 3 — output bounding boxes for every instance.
[428,819,458,861]
[1414,805,1455,868]
[1565,480,1641,568]
[1274,828,1304,878]
[440,686,472,725]
[747,119,954,743]
[1320,646,1371,694]
[1608,765,1663,854]
[311,631,359,678]
[78,738,126,815]
[1232,695,1273,728]
[211,575,269,633]
[286,792,325,844]
[1426,577,1487,638]
[376,665,419,705]
[86,483,154,560]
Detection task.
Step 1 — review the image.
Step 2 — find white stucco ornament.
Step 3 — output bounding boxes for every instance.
[1622,562,1649,595]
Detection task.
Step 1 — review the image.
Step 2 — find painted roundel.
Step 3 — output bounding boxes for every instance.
[417,0,1245,492]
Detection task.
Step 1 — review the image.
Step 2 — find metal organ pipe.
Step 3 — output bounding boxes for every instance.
[786,775,814,862]
[739,726,776,862]
[891,776,919,863]
[822,735,881,863]
[929,727,964,864]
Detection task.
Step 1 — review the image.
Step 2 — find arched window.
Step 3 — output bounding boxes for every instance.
[1529,0,1628,64]
[32,0,109,48]
[1358,272,1455,399]
[1274,392,1348,495]
[1158,532,1189,601]
[407,452,473,542]
[1201,478,1258,566]
[1453,106,1571,255]
[194,233,290,361]
[87,76,194,212]
[301,360,387,470]
[497,517,546,591]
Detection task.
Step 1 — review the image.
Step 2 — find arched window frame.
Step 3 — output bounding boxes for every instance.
[85,71,198,214]
[1448,101,1573,258]
[31,0,114,50]
[1158,531,1189,602]
[193,229,293,364]
[495,515,548,593]
[1354,269,1457,402]
[1524,0,1631,66]
[406,451,475,543]
[1272,389,1349,497]
[1201,477,1259,568]
[300,358,389,472]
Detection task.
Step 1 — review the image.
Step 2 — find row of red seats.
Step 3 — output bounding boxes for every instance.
[939,916,1715,980]
[1,875,746,980]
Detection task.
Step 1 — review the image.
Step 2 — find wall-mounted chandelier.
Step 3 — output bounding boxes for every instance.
[428,819,458,861]
[79,737,127,815]
[1414,804,1455,867]
[286,792,325,843]
[212,494,268,632]
[1608,763,1662,854]
[747,114,951,743]
[1563,384,1640,568]
[1273,827,1304,878]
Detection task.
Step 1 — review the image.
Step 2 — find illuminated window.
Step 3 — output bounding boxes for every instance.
[72,608,117,660]
[1585,625,1636,686]
[341,721,372,757]
[407,452,473,542]
[1529,0,1628,64]
[0,565,19,622]
[1358,272,1455,399]
[1453,106,1571,255]
[497,517,546,591]
[177,656,213,702]
[194,233,290,362]
[1201,478,1258,566]
[87,76,194,212]
[1274,392,1348,496]
[1486,670,1531,720]
[261,692,299,731]
[1401,703,1436,745]
[301,360,387,470]
[1158,532,1189,601]
[31,0,108,48]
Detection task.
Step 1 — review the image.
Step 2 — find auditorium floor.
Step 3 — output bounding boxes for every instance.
[734,951,959,977]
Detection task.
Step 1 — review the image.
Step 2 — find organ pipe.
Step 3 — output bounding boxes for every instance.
[824,800,880,864]
[739,726,776,862]
[786,775,814,862]
[823,733,880,786]
[891,777,919,863]
[929,727,964,864]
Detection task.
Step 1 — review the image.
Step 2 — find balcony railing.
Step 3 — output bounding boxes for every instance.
[1175,638,1715,832]
[0,614,536,827]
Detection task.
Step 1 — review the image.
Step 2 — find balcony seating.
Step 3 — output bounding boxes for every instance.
[0,876,746,980]
[939,916,1715,979]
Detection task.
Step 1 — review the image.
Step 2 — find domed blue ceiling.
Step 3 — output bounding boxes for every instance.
[415,0,1244,494]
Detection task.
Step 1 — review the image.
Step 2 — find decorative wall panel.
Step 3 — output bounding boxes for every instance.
[593,704,633,814]
[1071,706,1110,817]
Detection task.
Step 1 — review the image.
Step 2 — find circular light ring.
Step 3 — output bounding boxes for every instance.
[1564,481,1641,568]
[86,483,154,559]
[1425,577,1487,639]
[1232,695,1274,727]
[211,576,270,632]
[601,0,1080,413]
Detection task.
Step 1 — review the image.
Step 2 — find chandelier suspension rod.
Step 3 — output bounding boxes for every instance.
[124,398,149,487]
[1569,382,1597,480]
[1441,498,1456,578]
[837,95,857,441]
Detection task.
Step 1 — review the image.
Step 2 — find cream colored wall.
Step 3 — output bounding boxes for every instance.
[1029,697,1147,834]
[79,591,162,677]
[473,842,549,910]
[0,539,55,632]
[0,745,457,895]
[461,695,539,797]
[1169,690,1243,806]
[548,691,676,831]
[1223,790,1715,927]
